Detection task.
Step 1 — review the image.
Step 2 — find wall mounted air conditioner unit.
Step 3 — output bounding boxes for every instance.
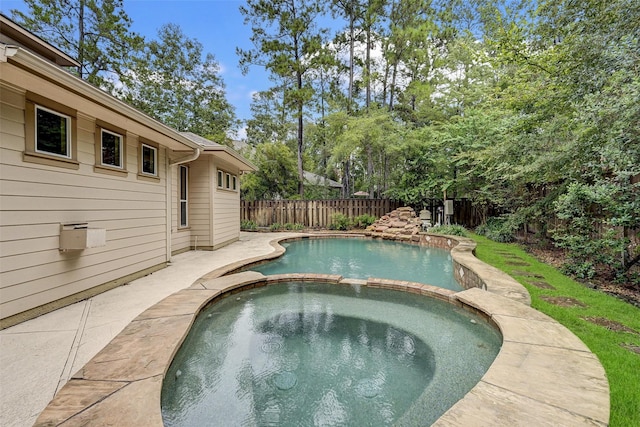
[59,223,106,251]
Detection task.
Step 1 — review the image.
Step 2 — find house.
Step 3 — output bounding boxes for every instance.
[0,15,256,328]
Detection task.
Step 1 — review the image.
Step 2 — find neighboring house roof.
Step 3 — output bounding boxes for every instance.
[0,14,80,68]
[229,139,336,183]
[303,170,342,188]
[180,132,257,172]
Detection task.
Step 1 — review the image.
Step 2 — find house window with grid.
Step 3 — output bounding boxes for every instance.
[101,129,123,168]
[179,165,188,227]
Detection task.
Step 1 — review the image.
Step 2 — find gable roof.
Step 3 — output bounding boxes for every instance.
[180,132,257,172]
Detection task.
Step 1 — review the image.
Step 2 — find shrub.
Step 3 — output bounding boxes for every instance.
[269,222,283,231]
[352,214,377,229]
[329,213,351,231]
[284,223,305,231]
[428,224,468,237]
[475,216,517,242]
[241,220,257,231]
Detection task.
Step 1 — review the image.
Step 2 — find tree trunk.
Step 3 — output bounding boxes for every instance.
[297,73,304,197]
[348,3,354,112]
[78,0,85,78]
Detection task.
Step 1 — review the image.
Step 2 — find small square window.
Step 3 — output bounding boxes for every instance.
[36,105,71,158]
[217,170,223,188]
[141,144,157,176]
[101,129,123,168]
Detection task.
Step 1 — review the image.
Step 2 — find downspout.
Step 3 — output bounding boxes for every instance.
[166,147,201,263]
[169,147,201,166]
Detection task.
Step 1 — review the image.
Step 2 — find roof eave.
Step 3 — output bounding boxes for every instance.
[0,14,80,67]
[7,47,200,152]
[202,145,257,172]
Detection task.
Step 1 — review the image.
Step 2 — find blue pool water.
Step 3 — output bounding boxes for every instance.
[161,282,502,427]
[251,237,462,291]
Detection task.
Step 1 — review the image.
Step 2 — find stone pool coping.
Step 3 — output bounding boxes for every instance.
[35,233,610,426]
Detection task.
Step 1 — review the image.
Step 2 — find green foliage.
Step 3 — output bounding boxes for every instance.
[428,224,468,237]
[329,213,351,231]
[240,220,258,231]
[123,23,236,140]
[352,214,377,229]
[552,183,629,280]
[239,0,333,196]
[475,216,518,243]
[267,222,305,231]
[269,223,283,232]
[284,223,305,231]
[241,143,299,201]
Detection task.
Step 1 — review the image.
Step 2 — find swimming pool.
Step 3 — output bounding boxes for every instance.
[249,237,462,291]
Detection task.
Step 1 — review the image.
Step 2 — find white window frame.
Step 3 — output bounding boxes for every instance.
[225,173,231,189]
[179,165,188,228]
[35,104,72,159]
[232,175,237,191]
[141,143,158,176]
[217,170,224,188]
[100,129,124,168]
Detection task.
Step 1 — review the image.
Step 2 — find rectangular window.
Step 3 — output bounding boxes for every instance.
[232,175,237,191]
[35,105,71,158]
[101,129,123,168]
[226,173,231,189]
[179,165,188,227]
[217,170,223,188]
[141,143,157,176]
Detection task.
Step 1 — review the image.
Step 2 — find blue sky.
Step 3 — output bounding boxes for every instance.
[1,0,271,125]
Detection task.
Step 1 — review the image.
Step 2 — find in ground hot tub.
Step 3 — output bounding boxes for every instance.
[161,281,501,426]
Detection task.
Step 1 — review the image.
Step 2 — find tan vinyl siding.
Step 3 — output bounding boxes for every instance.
[188,156,212,248]
[0,77,170,320]
[212,161,241,248]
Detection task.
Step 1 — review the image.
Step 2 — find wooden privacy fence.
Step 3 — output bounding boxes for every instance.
[241,199,402,228]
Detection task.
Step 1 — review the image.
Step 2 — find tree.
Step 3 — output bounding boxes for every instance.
[245,86,296,147]
[241,143,299,200]
[123,23,237,142]
[238,0,331,197]
[11,0,143,92]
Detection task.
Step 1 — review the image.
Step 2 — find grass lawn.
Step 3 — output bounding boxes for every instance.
[471,234,640,427]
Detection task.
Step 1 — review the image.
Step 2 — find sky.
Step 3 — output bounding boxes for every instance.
[1,0,272,129]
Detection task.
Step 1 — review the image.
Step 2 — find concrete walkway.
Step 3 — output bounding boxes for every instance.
[0,232,297,427]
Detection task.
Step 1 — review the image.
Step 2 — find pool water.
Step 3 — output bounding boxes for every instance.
[251,238,462,291]
[161,282,502,426]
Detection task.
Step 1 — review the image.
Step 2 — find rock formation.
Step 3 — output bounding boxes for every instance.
[367,207,423,240]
